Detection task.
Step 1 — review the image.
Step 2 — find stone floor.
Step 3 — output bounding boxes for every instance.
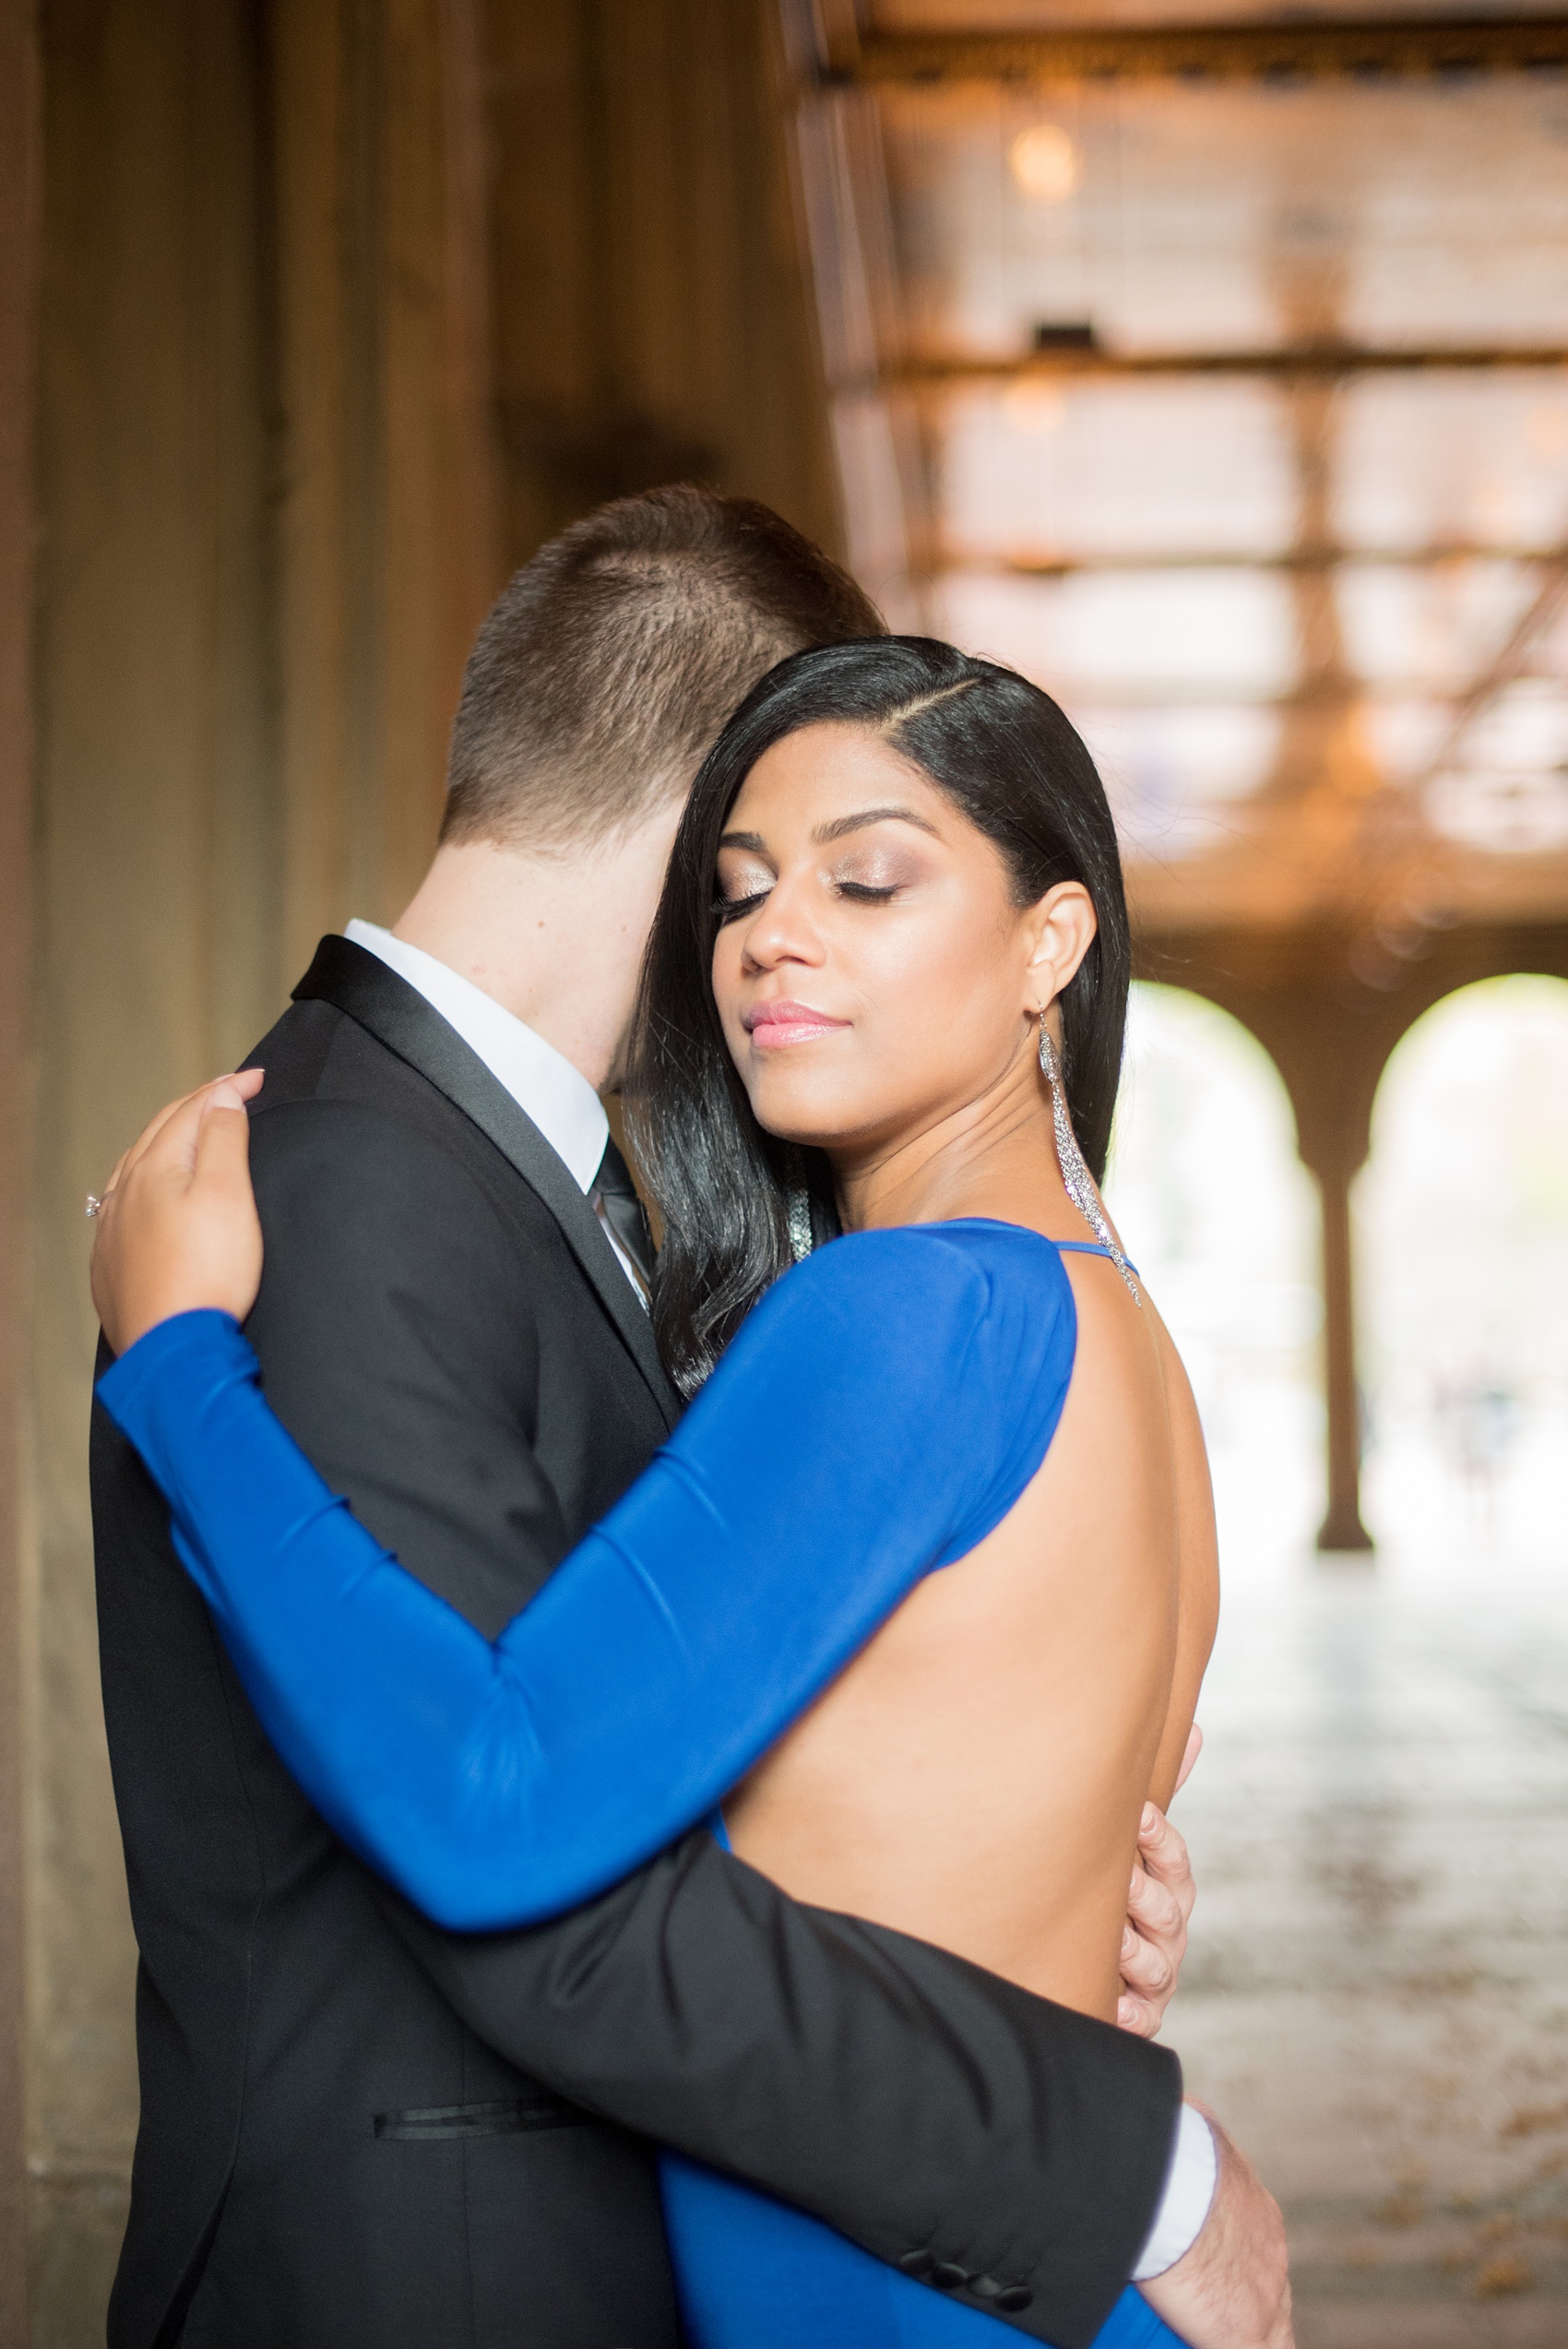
[1169,1437,1568,2348]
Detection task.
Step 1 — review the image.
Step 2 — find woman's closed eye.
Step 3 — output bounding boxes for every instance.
[714,847,776,921]
[717,874,902,920]
[827,849,923,906]
[714,832,923,922]
[716,875,772,923]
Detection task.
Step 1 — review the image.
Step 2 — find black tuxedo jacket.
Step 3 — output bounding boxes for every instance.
[90,936,1181,2349]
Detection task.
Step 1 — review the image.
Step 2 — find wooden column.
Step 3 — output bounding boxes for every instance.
[31,6,282,2326]
[483,0,843,570]
[19,7,830,2336]
[272,0,502,975]
[27,11,501,2331]
[1303,1140,1374,1553]
[0,3,39,2341]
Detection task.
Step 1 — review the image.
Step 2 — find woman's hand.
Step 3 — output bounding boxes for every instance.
[90,1069,267,1355]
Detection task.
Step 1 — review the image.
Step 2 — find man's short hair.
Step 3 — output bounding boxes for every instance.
[442,484,885,851]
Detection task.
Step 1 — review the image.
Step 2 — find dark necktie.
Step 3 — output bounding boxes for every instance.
[592,1136,656,1291]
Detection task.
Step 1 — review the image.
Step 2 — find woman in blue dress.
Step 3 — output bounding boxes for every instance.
[89,640,1285,2348]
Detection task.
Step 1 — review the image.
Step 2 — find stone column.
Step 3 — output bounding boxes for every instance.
[0,3,39,2341]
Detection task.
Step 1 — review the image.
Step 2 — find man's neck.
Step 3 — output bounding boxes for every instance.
[390,811,682,1094]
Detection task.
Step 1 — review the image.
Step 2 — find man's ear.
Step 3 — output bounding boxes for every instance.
[1024,881,1099,1015]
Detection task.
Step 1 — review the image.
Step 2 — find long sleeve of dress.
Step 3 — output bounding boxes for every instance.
[97,1222,1076,1934]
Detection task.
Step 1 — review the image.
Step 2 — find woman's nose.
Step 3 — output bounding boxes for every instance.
[740,876,826,972]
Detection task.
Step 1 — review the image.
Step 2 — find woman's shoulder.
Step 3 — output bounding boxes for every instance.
[680,1220,1079,1568]
[790,1216,1074,1309]
[728,1218,1076,1401]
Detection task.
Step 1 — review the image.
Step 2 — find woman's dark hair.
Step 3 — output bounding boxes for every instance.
[626,637,1131,1396]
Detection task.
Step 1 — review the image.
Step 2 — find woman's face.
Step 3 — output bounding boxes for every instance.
[711,721,1088,1158]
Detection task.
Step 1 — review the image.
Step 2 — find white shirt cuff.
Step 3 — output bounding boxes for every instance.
[1130,2105,1218,2281]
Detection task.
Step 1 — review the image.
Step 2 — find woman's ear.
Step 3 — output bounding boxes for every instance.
[1024,881,1099,1016]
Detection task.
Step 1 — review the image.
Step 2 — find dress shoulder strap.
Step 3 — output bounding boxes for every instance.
[1051,1238,1141,1273]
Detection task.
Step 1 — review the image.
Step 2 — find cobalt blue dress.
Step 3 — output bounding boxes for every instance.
[98,1219,1187,2349]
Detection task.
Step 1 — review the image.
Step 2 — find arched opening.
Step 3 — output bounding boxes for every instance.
[1105,983,1324,1571]
[1357,974,1568,1563]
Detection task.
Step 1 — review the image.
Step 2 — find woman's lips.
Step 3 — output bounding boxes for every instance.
[742,1000,850,1049]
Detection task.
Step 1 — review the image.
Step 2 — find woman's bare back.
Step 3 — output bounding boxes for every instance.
[726,1229,1219,2023]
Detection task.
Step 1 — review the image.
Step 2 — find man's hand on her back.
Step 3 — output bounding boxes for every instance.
[1141,2112,1294,2349]
[1118,1725,1201,2037]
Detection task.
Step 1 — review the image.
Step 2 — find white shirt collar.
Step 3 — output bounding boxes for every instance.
[343,920,609,1196]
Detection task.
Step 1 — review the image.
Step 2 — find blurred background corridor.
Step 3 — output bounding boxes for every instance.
[1,2,1566,2343]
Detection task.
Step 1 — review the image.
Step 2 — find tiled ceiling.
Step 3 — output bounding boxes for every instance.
[867,0,1568,31]
[791,5,1568,932]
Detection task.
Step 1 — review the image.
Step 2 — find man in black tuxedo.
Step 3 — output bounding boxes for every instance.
[91,488,1287,2349]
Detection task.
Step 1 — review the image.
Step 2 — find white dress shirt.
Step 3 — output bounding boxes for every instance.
[1131,2102,1217,2280]
[345,915,1216,2281]
[344,921,645,1298]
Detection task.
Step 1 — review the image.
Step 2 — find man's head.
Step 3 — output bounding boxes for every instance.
[442,484,885,853]
[395,487,885,1091]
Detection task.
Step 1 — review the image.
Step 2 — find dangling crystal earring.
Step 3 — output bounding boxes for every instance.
[784,1146,814,1265]
[1039,1015,1139,1304]
[786,1186,814,1265]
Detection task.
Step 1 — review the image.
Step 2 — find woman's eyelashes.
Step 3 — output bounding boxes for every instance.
[715,875,772,924]
[828,853,920,904]
[713,849,917,921]
[715,876,900,922]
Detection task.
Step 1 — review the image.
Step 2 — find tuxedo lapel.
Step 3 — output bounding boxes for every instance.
[292,936,680,1430]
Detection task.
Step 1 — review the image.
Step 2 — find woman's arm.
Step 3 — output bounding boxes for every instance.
[99,1224,1074,1931]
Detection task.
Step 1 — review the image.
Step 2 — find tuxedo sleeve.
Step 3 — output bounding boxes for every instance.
[201,1099,1188,2348]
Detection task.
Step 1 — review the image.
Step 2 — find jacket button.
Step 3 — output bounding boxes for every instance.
[931,2261,970,2290]
[995,2285,1033,2312]
[898,2249,934,2279]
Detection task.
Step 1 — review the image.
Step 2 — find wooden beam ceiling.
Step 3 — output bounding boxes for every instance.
[881,345,1568,390]
[916,544,1568,578]
[833,14,1568,86]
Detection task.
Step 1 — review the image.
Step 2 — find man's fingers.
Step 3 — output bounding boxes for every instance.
[1121,1922,1175,1997]
[1137,1804,1195,1913]
[1120,1820,1193,2037]
[1128,1858,1185,1941]
[1116,1991,1158,2037]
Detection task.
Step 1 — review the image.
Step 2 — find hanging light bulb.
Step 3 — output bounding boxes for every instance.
[1003,380,1066,435]
[1009,124,1081,203]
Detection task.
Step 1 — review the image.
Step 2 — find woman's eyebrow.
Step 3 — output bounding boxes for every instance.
[717,829,768,852]
[813,805,940,844]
